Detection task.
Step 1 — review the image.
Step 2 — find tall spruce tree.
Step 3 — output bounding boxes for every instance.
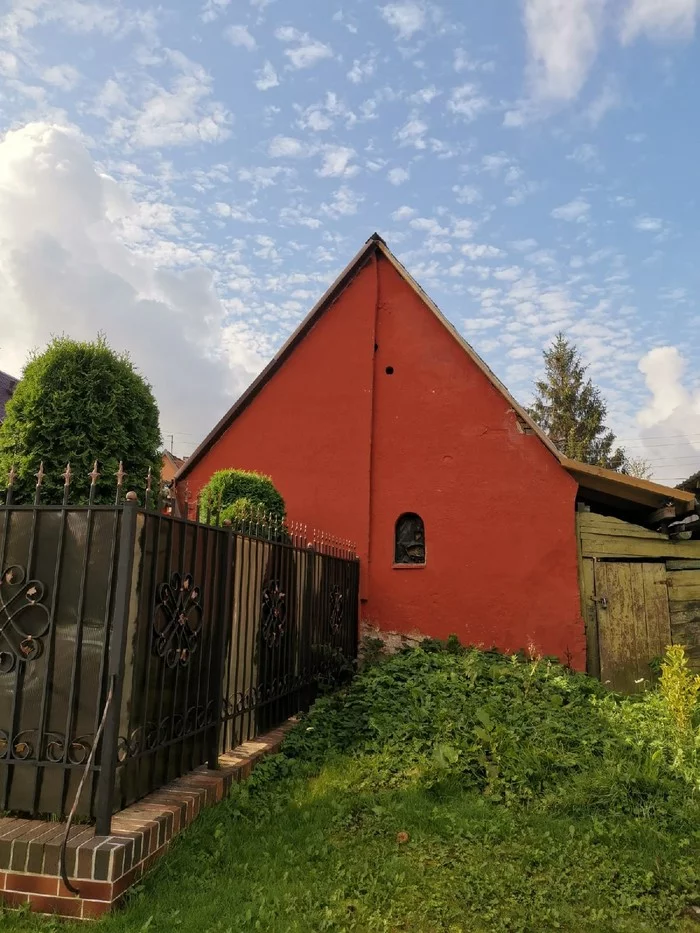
[528,334,626,470]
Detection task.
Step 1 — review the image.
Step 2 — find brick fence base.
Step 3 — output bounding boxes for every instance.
[0,721,295,920]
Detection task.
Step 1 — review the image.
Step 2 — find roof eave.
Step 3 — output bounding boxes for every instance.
[562,457,695,509]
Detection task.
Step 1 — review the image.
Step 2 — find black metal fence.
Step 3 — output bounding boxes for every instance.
[0,468,359,833]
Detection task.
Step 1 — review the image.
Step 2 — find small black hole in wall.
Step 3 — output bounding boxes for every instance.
[385,366,394,375]
[374,343,379,351]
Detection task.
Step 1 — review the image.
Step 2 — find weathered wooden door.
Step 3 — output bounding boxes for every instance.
[593,562,672,693]
[666,563,700,672]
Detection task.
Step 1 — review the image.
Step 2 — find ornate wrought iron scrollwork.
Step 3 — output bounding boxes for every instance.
[261,579,286,647]
[153,573,203,668]
[0,565,51,674]
[0,728,93,763]
[329,583,344,634]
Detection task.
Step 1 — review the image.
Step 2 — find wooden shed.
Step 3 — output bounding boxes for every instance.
[568,460,700,690]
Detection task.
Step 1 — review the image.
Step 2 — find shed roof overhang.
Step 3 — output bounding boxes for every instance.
[561,457,696,514]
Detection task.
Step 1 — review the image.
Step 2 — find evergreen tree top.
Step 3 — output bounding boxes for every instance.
[528,333,626,471]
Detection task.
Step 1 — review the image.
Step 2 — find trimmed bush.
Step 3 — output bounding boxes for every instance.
[201,469,285,521]
[0,336,161,504]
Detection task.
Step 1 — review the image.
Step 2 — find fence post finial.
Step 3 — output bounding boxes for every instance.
[145,466,153,511]
[5,464,16,506]
[115,461,126,505]
[62,462,72,505]
[34,462,45,506]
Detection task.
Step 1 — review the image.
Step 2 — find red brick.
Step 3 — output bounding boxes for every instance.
[0,870,5,891]
[82,898,115,919]
[56,878,113,901]
[4,872,58,896]
[0,889,29,909]
[26,893,83,918]
[111,863,143,899]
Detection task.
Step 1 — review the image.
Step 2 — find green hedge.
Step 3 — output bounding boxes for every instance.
[0,336,161,504]
[200,469,285,521]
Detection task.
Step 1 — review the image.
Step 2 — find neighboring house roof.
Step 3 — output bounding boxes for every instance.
[0,370,17,423]
[161,449,185,483]
[175,233,690,515]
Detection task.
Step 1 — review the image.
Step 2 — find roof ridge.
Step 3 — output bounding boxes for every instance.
[176,235,559,481]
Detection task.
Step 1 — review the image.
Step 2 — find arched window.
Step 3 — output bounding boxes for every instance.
[394,513,426,565]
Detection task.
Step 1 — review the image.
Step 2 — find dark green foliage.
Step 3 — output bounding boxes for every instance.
[5,645,698,933]
[0,336,161,504]
[200,469,285,521]
[528,333,626,469]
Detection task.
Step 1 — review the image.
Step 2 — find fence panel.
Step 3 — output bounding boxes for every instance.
[0,493,359,829]
[112,511,231,812]
[0,506,120,819]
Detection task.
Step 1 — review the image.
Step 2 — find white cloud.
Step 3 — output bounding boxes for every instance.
[379,1,428,38]
[42,64,81,90]
[621,0,699,43]
[567,142,602,170]
[317,146,358,178]
[225,24,256,49]
[268,135,312,158]
[481,153,511,175]
[275,26,333,69]
[408,85,440,105]
[107,51,231,149]
[394,116,428,148]
[410,216,449,235]
[321,184,363,217]
[255,61,279,90]
[452,184,481,204]
[0,122,264,449]
[0,0,155,46]
[523,0,606,101]
[585,80,621,125]
[388,166,410,185]
[347,54,377,83]
[551,197,590,222]
[461,243,504,260]
[454,48,495,73]
[237,165,285,192]
[452,218,476,238]
[0,51,18,76]
[201,0,231,23]
[447,83,489,121]
[392,205,417,221]
[634,215,664,232]
[635,346,700,481]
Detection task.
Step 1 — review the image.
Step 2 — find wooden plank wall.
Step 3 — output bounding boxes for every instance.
[578,512,700,674]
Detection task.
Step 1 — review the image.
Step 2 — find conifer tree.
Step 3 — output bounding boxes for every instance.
[528,333,626,470]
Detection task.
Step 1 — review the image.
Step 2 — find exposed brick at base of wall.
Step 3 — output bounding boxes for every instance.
[0,721,295,921]
[359,620,427,655]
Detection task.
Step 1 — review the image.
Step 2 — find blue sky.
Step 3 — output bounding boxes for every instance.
[1,0,700,482]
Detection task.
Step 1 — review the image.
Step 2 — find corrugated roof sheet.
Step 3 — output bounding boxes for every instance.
[0,370,17,423]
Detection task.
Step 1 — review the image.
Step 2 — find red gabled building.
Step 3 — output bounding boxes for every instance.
[176,234,589,666]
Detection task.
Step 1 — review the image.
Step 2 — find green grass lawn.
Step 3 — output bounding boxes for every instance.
[2,644,699,933]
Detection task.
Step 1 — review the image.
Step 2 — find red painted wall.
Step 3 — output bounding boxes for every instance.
[181,253,585,668]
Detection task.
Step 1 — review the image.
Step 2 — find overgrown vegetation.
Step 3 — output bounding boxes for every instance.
[0,336,161,503]
[200,468,286,523]
[3,643,699,932]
